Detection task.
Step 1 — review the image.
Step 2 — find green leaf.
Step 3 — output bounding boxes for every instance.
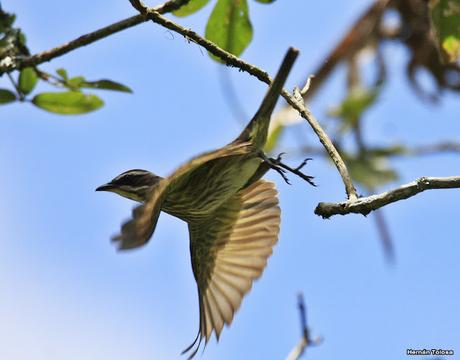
[66,76,86,90]
[56,68,68,80]
[0,88,17,104]
[32,91,104,114]
[81,79,132,93]
[173,0,211,17]
[205,0,253,60]
[254,0,276,3]
[18,67,38,95]
[429,0,460,63]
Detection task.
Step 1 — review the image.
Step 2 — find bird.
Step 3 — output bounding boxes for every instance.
[97,47,299,358]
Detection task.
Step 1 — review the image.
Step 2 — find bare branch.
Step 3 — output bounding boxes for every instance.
[315,176,460,218]
[372,208,395,263]
[300,0,392,101]
[129,0,273,83]
[2,0,358,200]
[0,0,191,72]
[285,293,322,360]
[283,140,460,159]
[410,141,460,155]
[126,0,358,200]
[290,88,357,199]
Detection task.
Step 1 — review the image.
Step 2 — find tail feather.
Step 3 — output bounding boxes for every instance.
[237,47,299,148]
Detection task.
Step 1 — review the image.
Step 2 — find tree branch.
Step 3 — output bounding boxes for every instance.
[128,0,358,200]
[409,141,460,155]
[315,176,460,218]
[0,0,191,72]
[3,0,358,200]
[285,293,322,360]
[300,0,392,101]
[289,88,357,199]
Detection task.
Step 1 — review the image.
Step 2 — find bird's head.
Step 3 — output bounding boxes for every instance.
[96,169,163,203]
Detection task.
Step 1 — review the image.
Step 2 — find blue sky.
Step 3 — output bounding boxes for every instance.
[1,0,459,359]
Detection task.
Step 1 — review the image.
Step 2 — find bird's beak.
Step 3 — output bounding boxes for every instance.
[95,183,114,192]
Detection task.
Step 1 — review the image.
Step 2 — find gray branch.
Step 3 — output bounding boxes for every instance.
[315,176,460,218]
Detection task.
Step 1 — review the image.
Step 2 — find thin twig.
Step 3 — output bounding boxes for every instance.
[410,141,460,155]
[6,72,24,100]
[129,0,358,200]
[218,67,248,124]
[372,209,395,263]
[130,2,273,83]
[315,176,460,218]
[290,87,357,198]
[284,140,460,159]
[0,0,191,72]
[285,293,322,360]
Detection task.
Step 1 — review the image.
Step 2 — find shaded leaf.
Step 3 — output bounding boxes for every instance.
[347,154,398,189]
[56,68,68,80]
[205,0,253,61]
[264,107,303,153]
[0,12,16,33]
[429,0,460,63]
[264,123,284,153]
[173,0,211,17]
[329,87,379,132]
[18,67,38,95]
[18,30,27,47]
[82,79,132,93]
[366,145,407,157]
[0,88,16,104]
[32,91,103,114]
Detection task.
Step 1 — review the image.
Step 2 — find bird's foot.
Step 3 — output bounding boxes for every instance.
[258,151,291,184]
[267,152,316,187]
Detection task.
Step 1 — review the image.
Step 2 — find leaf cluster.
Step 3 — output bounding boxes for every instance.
[0,7,132,114]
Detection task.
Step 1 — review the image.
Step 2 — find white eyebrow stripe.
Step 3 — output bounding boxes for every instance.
[114,170,151,181]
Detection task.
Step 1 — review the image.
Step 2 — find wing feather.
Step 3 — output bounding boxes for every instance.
[184,180,280,356]
[112,141,253,250]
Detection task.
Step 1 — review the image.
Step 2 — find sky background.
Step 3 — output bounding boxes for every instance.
[1,0,459,359]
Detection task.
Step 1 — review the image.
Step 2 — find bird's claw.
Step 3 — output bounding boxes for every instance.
[271,153,316,187]
[295,157,312,171]
[268,157,291,184]
[273,166,291,185]
[257,151,292,184]
[258,152,315,186]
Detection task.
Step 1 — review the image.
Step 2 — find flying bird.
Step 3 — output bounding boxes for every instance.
[97,47,299,358]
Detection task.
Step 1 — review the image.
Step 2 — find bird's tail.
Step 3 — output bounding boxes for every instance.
[237,47,299,149]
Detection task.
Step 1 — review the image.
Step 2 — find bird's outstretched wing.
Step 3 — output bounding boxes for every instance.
[112,141,253,250]
[183,180,280,358]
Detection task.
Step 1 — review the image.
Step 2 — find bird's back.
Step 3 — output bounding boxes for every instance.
[162,152,262,221]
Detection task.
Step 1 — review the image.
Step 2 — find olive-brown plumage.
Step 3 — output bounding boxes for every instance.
[97,48,299,358]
